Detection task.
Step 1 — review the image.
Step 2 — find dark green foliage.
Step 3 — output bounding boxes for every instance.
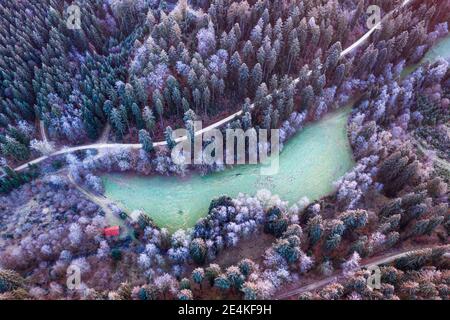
[415,95,449,126]
[274,238,301,263]
[138,285,159,300]
[205,264,221,286]
[238,259,256,278]
[394,248,446,271]
[208,196,234,214]
[241,282,258,300]
[415,125,450,162]
[0,135,30,161]
[379,192,435,230]
[214,274,231,291]
[264,207,289,237]
[137,213,157,230]
[380,198,403,217]
[0,270,26,293]
[164,126,176,150]
[385,231,400,248]
[300,85,315,110]
[349,236,369,257]
[377,148,421,196]
[178,289,193,300]
[283,224,303,239]
[191,268,205,286]
[427,177,448,198]
[139,129,154,153]
[325,233,342,251]
[307,215,324,246]
[179,278,191,290]
[380,266,404,285]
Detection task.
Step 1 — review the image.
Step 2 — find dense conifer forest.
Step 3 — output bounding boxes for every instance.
[0,0,448,301]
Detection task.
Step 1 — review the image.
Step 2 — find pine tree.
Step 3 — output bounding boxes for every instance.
[313,74,326,96]
[192,88,202,114]
[192,268,205,289]
[153,90,165,127]
[177,289,193,300]
[139,129,153,153]
[190,238,207,265]
[110,108,125,140]
[179,278,191,290]
[205,264,221,286]
[300,85,314,111]
[132,103,144,129]
[325,42,342,74]
[238,63,249,97]
[325,233,342,251]
[142,106,156,133]
[1,136,30,161]
[333,64,346,86]
[214,274,231,292]
[116,282,132,300]
[307,215,323,246]
[225,266,245,289]
[242,282,258,300]
[287,37,300,74]
[238,259,256,278]
[132,78,148,106]
[242,40,254,61]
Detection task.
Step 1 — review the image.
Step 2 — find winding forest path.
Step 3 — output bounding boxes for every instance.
[11,0,414,174]
[275,244,447,300]
[39,120,49,144]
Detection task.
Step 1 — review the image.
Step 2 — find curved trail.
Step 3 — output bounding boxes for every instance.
[11,1,413,174]
[275,244,447,300]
